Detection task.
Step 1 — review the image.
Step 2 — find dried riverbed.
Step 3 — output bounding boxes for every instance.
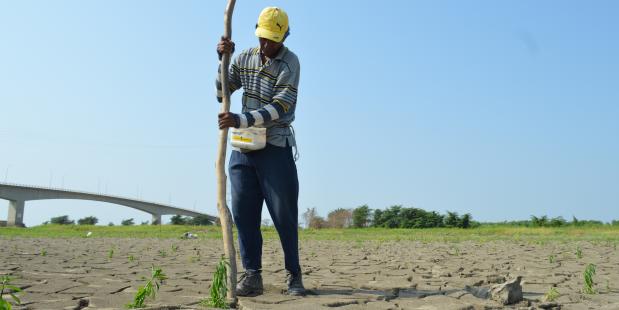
[1,237,619,309]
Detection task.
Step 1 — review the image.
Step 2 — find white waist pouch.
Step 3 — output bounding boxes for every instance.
[230,127,267,151]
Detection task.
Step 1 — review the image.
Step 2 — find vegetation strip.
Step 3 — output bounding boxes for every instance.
[2,225,619,242]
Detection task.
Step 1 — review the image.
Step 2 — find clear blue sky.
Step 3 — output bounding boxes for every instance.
[1,1,617,226]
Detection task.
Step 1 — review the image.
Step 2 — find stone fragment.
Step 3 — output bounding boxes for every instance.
[464,285,490,299]
[489,276,523,305]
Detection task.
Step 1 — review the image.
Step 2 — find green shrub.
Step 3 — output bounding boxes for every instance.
[50,215,74,225]
[0,275,21,309]
[77,216,98,225]
[126,267,166,308]
[201,257,229,309]
[583,263,596,294]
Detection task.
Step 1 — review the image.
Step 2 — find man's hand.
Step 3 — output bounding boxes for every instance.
[217,36,235,59]
[218,112,239,129]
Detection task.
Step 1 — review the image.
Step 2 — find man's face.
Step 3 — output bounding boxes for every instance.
[259,37,283,58]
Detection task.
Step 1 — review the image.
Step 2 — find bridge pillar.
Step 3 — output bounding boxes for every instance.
[151,214,161,225]
[7,200,25,227]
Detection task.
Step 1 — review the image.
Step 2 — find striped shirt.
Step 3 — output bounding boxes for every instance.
[216,46,300,147]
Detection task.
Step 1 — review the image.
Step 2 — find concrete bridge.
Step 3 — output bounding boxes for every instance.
[0,182,217,227]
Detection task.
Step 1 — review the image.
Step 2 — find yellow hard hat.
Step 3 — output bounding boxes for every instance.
[255,7,289,43]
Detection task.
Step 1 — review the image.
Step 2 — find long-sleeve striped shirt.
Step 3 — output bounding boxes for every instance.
[216,46,300,148]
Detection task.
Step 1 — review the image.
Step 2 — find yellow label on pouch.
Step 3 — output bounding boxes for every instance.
[232,135,253,143]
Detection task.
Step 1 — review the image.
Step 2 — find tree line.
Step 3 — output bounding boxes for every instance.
[42,211,618,229]
[302,205,477,229]
[494,215,617,228]
[43,214,213,226]
[302,206,619,229]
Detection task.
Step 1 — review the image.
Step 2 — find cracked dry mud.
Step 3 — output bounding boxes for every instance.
[1,238,619,309]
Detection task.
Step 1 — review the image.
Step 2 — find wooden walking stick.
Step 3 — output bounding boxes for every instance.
[216,0,237,303]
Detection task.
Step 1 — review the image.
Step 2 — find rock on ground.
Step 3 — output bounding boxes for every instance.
[490,276,523,305]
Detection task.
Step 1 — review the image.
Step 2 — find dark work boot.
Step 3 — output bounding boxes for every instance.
[286,271,306,296]
[236,270,263,297]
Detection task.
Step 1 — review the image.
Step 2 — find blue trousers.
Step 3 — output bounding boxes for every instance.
[229,143,300,275]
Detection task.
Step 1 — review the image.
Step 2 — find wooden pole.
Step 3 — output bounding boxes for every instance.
[216,0,237,303]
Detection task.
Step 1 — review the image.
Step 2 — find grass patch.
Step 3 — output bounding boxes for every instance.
[297,226,619,242]
[576,246,583,259]
[544,286,560,302]
[200,256,229,309]
[583,263,597,294]
[126,266,166,309]
[1,225,619,242]
[0,275,21,309]
[0,225,223,239]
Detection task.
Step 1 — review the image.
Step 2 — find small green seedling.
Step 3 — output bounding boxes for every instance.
[128,255,135,262]
[544,286,559,302]
[449,246,460,256]
[126,266,167,309]
[201,257,229,309]
[108,248,115,259]
[576,247,583,259]
[583,263,596,294]
[171,245,179,253]
[548,254,556,264]
[0,275,21,309]
[158,250,167,258]
[40,249,47,257]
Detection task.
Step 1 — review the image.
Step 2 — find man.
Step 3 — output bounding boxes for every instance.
[216,7,304,297]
